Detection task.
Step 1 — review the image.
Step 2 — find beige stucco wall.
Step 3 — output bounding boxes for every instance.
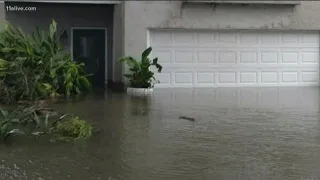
[123,1,320,68]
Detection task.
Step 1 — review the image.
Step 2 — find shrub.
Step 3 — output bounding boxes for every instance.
[0,20,91,104]
[119,47,162,88]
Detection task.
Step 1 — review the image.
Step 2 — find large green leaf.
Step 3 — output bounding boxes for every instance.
[1,47,14,53]
[152,57,158,64]
[17,27,26,40]
[0,59,8,67]
[141,46,152,61]
[155,64,162,73]
[49,19,57,40]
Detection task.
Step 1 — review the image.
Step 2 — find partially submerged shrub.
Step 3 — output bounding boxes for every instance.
[0,19,91,104]
[50,116,92,140]
[0,120,13,142]
[0,105,93,143]
[0,107,27,142]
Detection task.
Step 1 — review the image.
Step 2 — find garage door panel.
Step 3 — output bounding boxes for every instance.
[261,32,279,43]
[260,71,279,84]
[173,31,195,44]
[218,72,237,84]
[151,31,319,48]
[239,32,259,44]
[301,51,319,64]
[260,51,279,64]
[301,71,319,83]
[218,51,237,64]
[151,43,318,49]
[150,30,320,87]
[155,47,319,65]
[281,71,299,83]
[240,51,258,64]
[302,33,319,43]
[154,69,320,87]
[159,64,318,70]
[174,50,194,63]
[196,51,215,63]
[151,31,172,46]
[152,49,172,64]
[282,32,299,43]
[174,72,194,85]
[154,72,171,87]
[197,32,216,44]
[196,72,215,84]
[240,71,258,84]
[218,32,237,43]
[280,51,299,64]
[153,71,319,87]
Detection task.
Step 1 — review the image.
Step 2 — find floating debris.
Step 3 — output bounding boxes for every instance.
[179,116,196,121]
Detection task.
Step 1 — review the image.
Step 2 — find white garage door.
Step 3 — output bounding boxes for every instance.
[149,30,320,87]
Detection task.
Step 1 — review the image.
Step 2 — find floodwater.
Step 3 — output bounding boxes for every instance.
[0,87,320,180]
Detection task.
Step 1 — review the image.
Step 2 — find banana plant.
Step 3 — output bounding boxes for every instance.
[119,47,162,88]
[0,19,92,103]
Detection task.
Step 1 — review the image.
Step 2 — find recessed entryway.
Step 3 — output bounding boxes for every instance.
[71,28,108,89]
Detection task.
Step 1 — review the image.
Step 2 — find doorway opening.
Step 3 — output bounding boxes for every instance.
[71,28,107,89]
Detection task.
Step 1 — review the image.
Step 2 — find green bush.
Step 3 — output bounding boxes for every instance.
[0,19,91,104]
[119,47,162,88]
[50,116,92,140]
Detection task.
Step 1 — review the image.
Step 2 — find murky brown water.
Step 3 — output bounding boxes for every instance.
[1,87,320,180]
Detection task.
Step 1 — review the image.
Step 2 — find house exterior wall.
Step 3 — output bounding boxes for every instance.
[123,1,320,73]
[113,3,124,82]
[4,2,119,82]
[0,3,5,26]
[1,1,320,84]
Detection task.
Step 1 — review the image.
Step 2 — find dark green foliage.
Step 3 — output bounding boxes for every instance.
[119,47,162,88]
[0,19,91,104]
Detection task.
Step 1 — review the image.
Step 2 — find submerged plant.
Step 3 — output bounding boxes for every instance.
[0,118,12,141]
[50,116,92,140]
[119,47,162,88]
[0,105,94,143]
[0,107,25,142]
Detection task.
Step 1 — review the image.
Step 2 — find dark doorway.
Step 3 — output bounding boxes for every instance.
[72,28,106,89]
